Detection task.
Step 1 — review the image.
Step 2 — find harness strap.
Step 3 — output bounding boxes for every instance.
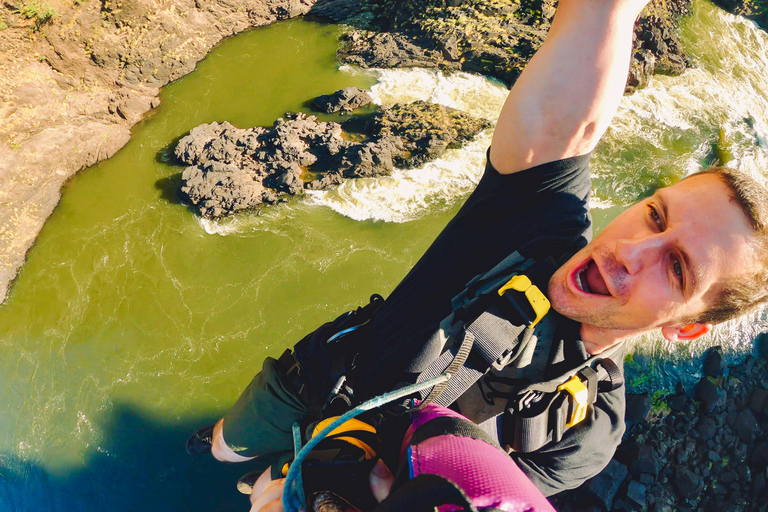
[414,258,557,408]
[501,353,625,452]
[417,330,475,407]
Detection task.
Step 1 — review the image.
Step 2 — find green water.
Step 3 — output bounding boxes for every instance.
[0,19,451,511]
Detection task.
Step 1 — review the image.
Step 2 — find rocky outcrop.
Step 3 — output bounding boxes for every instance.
[174,98,490,218]
[312,87,372,113]
[318,0,692,89]
[711,0,768,29]
[551,338,768,512]
[0,0,316,303]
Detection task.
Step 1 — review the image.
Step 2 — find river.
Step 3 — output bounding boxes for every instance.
[1,1,767,510]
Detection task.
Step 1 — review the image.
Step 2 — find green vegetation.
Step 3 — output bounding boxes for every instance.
[10,142,22,150]
[650,389,672,416]
[13,1,59,31]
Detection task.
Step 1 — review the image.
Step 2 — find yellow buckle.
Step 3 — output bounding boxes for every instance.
[497,275,551,329]
[557,376,589,427]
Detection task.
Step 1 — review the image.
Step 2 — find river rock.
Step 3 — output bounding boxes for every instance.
[711,0,768,29]
[627,393,653,423]
[753,441,768,470]
[696,377,721,412]
[749,388,768,414]
[584,459,629,510]
[333,0,691,89]
[313,87,373,113]
[757,331,768,360]
[704,347,725,378]
[174,101,490,218]
[675,468,704,498]
[734,409,760,443]
[630,444,661,479]
[627,480,648,507]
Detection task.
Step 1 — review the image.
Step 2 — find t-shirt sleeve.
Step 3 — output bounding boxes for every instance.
[509,386,626,496]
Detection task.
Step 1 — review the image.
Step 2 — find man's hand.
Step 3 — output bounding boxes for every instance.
[248,460,394,512]
[249,468,285,512]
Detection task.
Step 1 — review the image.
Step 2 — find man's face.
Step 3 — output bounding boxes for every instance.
[548,174,756,335]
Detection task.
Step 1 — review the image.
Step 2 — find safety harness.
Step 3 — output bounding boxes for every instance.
[288,250,624,456]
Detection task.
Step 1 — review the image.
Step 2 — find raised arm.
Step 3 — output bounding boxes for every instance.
[490,0,651,174]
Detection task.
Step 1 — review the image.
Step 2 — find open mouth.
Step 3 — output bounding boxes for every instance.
[573,258,611,296]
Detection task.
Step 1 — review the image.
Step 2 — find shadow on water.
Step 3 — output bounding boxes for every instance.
[156,135,186,166]
[155,173,186,206]
[0,405,266,512]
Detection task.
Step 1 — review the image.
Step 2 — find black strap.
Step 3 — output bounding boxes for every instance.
[409,416,500,449]
[373,474,478,512]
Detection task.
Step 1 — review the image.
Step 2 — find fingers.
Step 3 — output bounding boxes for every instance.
[250,478,285,512]
[368,459,394,503]
[250,467,274,499]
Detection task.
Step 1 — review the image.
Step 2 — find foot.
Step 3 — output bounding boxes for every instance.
[186,424,214,455]
[237,471,262,495]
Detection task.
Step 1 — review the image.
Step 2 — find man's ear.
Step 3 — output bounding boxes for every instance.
[661,323,712,342]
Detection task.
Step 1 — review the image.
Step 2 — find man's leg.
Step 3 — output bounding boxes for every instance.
[188,356,309,463]
[211,418,256,462]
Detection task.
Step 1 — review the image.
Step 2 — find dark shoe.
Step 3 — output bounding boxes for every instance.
[237,471,262,495]
[186,424,214,455]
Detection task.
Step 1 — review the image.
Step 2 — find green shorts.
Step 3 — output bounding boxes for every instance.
[221,357,309,459]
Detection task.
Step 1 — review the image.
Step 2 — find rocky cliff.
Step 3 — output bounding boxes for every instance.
[0,0,315,303]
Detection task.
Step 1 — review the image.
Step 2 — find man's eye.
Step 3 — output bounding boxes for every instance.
[648,205,661,225]
[673,259,683,281]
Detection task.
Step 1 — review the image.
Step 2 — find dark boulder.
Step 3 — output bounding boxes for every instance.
[733,409,760,444]
[630,444,661,479]
[626,394,653,423]
[757,331,768,360]
[584,459,629,511]
[703,347,725,378]
[675,468,704,498]
[627,480,648,507]
[312,87,373,114]
[695,377,721,413]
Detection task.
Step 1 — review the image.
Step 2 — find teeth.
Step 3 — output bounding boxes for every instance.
[576,267,591,293]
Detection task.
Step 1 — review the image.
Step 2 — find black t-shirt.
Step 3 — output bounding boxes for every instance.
[360,152,625,496]
[364,153,593,391]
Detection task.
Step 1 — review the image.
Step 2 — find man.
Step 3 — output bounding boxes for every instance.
[196,0,768,500]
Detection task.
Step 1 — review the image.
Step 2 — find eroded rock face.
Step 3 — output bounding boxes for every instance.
[326,0,692,89]
[711,0,768,28]
[0,0,318,303]
[174,98,491,218]
[313,87,373,113]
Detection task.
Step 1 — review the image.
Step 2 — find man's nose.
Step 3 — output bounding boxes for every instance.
[614,234,667,275]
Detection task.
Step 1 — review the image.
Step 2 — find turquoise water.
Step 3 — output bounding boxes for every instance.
[2,3,768,510]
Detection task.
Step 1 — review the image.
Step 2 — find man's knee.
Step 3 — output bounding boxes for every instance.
[211,418,255,463]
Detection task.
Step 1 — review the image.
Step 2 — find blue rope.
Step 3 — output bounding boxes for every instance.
[281,374,450,512]
[292,422,302,459]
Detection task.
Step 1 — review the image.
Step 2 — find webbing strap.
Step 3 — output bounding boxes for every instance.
[413,258,556,409]
[416,308,530,407]
[417,331,475,406]
[517,341,625,396]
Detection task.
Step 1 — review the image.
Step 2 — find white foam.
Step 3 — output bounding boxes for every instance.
[305,131,492,222]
